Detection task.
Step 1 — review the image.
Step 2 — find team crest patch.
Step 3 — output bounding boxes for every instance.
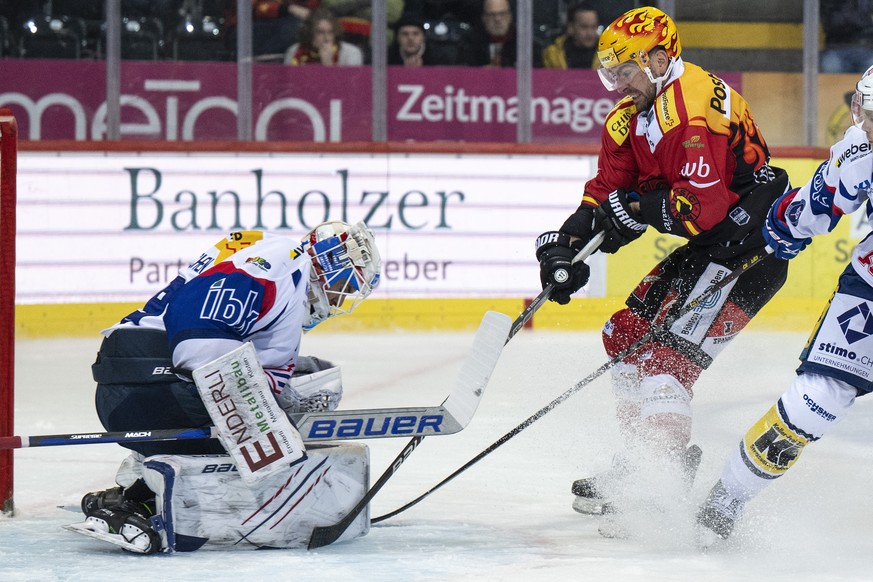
[670,188,701,221]
[785,200,805,227]
[837,302,873,344]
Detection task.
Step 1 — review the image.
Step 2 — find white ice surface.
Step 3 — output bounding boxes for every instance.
[3,328,873,581]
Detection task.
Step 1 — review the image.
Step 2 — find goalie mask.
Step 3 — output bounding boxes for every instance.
[302,221,381,331]
[596,6,681,92]
[851,64,873,128]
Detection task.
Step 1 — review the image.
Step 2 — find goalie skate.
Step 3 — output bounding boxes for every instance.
[64,502,162,554]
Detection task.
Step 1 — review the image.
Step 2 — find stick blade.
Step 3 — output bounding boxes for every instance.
[307,524,341,550]
[441,311,511,427]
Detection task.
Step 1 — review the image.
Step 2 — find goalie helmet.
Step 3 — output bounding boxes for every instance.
[596,6,681,91]
[302,220,381,331]
[851,64,873,126]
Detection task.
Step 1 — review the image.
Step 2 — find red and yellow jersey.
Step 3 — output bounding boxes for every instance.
[583,60,773,240]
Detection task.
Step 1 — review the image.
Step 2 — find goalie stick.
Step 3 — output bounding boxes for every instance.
[307,236,605,549]
[371,249,772,524]
[307,310,512,549]
[0,394,509,450]
[0,312,523,453]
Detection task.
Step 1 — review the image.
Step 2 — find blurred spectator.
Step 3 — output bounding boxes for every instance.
[459,0,542,67]
[388,13,436,66]
[820,0,873,73]
[542,1,600,69]
[284,7,363,65]
[322,0,403,50]
[250,1,320,57]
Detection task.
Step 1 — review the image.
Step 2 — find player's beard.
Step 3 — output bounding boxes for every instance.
[627,86,655,112]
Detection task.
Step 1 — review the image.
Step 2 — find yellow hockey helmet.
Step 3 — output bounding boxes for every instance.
[597,7,681,72]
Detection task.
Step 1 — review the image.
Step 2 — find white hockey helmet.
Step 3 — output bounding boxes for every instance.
[851,64,873,125]
[302,220,381,331]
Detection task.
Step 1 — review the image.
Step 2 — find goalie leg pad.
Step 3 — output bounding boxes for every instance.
[140,442,370,552]
[114,452,147,488]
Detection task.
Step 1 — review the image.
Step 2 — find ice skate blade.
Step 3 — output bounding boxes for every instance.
[63,521,157,554]
[571,496,613,515]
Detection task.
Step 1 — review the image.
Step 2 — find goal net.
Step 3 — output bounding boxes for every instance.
[0,109,17,515]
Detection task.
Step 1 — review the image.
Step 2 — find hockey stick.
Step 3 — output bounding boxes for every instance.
[371,249,772,524]
[306,235,606,549]
[508,232,605,339]
[0,313,518,452]
[306,310,512,549]
[0,399,498,450]
[309,234,604,547]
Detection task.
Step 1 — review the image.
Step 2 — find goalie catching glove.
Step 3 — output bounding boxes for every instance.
[593,189,648,253]
[535,231,591,305]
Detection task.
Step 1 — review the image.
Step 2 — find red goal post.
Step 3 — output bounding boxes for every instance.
[0,109,17,515]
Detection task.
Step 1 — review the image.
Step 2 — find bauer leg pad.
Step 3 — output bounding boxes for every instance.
[140,442,370,552]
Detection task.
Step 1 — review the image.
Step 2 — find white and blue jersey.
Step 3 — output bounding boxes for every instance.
[105,231,311,395]
[781,125,873,391]
[780,125,873,286]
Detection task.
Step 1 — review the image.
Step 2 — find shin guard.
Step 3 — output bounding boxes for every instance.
[724,372,856,499]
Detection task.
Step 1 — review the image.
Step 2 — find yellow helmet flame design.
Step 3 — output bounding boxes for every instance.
[597,6,681,71]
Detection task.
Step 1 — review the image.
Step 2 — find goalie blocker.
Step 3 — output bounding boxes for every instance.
[192,342,307,484]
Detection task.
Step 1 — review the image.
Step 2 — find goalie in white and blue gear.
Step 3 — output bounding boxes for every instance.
[70,221,381,554]
[696,65,873,545]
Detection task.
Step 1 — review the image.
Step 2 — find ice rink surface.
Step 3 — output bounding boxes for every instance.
[3,325,873,581]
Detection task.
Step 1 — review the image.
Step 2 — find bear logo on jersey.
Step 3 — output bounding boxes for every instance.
[669,188,701,221]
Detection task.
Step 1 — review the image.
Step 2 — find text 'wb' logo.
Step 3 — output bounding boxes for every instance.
[837,302,873,344]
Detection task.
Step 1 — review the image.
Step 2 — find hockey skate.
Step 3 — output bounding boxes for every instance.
[592,445,704,539]
[570,454,631,515]
[66,498,162,554]
[81,486,125,516]
[572,445,703,516]
[695,480,745,549]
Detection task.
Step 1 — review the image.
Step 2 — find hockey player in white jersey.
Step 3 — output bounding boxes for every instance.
[696,66,873,546]
[75,221,381,553]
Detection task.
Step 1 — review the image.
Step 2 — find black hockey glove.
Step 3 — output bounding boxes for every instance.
[560,204,597,245]
[593,189,648,254]
[535,231,591,305]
